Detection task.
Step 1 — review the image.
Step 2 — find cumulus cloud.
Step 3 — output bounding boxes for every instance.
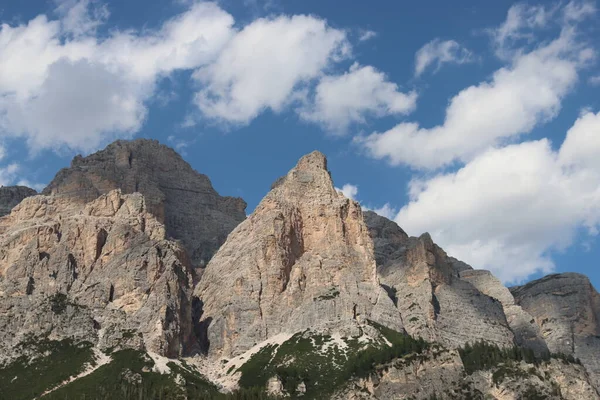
[193,15,350,125]
[358,23,590,169]
[55,0,110,37]
[336,183,358,200]
[299,63,417,133]
[590,75,600,86]
[0,1,234,153]
[414,39,473,77]
[394,111,600,283]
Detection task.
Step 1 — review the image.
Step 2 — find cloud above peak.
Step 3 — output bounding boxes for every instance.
[299,63,417,134]
[0,1,235,154]
[358,24,589,169]
[395,111,600,283]
[193,14,350,125]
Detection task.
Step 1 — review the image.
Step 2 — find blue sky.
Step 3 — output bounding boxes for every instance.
[0,0,599,287]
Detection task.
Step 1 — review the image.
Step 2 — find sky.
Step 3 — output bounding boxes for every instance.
[0,0,599,287]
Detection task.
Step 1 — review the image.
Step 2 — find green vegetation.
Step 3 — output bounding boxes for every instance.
[0,338,94,400]
[237,321,429,399]
[50,292,68,314]
[44,349,220,400]
[459,340,581,377]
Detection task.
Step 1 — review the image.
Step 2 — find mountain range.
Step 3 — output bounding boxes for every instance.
[0,139,599,400]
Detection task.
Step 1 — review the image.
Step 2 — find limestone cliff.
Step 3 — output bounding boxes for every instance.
[364,211,515,349]
[0,190,194,362]
[43,139,246,267]
[511,273,600,389]
[195,152,401,358]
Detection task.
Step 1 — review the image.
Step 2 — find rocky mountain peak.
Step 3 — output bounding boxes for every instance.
[296,150,327,171]
[195,151,401,358]
[42,138,246,267]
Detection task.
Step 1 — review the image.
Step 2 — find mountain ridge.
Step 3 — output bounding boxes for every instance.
[0,139,598,399]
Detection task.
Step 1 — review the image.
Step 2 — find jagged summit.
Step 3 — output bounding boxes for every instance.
[296,150,328,170]
[43,138,247,267]
[195,151,401,358]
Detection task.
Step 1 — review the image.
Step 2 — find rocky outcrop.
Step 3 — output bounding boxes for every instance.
[511,273,600,389]
[0,190,195,363]
[336,348,599,400]
[364,212,514,349]
[43,139,246,267]
[0,185,36,217]
[460,269,548,355]
[335,348,464,400]
[195,152,402,358]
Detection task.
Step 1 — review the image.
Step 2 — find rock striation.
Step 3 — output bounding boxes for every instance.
[511,273,600,389]
[195,152,402,358]
[0,189,195,363]
[364,211,514,349]
[43,139,246,267]
[460,269,548,355]
[0,185,37,217]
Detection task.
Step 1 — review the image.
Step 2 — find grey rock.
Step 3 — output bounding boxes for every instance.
[511,273,600,389]
[0,185,37,217]
[364,213,515,349]
[43,139,246,267]
[460,269,549,355]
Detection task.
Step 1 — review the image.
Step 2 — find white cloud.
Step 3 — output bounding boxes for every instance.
[358,27,588,169]
[491,1,595,58]
[414,39,473,77]
[55,0,109,37]
[0,1,235,154]
[394,111,600,283]
[358,29,377,42]
[590,75,600,86]
[193,15,350,125]
[299,63,417,133]
[336,183,358,200]
[492,3,553,53]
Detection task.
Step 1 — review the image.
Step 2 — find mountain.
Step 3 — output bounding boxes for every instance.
[43,139,246,267]
[0,185,37,217]
[0,141,599,399]
[194,151,401,359]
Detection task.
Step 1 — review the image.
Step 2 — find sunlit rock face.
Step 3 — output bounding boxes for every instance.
[195,151,402,358]
[0,190,195,363]
[511,273,600,389]
[43,139,247,268]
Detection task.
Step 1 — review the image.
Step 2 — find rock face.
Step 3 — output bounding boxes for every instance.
[337,348,599,400]
[195,152,402,358]
[0,190,194,362]
[511,273,600,389]
[460,269,548,355]
[364,211,514,349]
[0,185,37,217]
[43,139,246,267]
